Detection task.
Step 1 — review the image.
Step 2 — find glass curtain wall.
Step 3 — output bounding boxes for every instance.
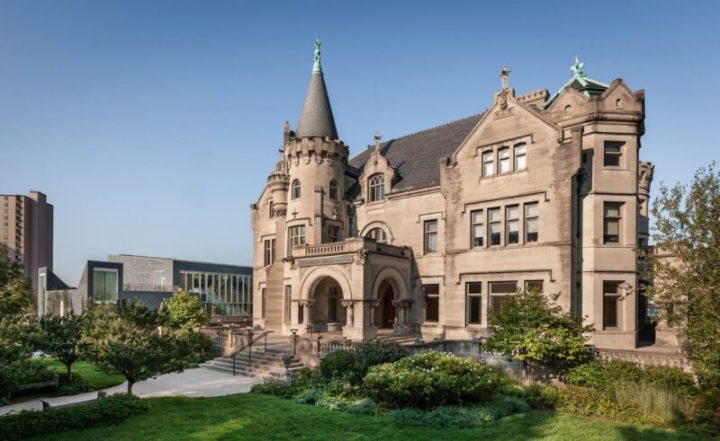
[179,271,252,316]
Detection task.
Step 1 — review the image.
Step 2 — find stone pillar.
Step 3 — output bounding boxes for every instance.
[369,300,379,327]
[341,300,354,327]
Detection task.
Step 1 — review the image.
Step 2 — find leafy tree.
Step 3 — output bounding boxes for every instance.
[38,313,84,382]
[0,318,37,402]
[486,291,593,381]
[81,302,191,394]
[162,289,209,331]
[0,244,32,318]
[643,163,720,390]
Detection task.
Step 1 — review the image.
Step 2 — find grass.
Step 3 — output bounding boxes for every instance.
[27,393,710,441]
[31,357,125,390]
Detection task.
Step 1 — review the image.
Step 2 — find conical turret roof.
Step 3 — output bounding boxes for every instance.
[296,39,338,139]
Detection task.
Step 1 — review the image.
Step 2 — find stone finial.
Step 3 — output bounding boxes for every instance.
[570,56,585,78]
[373,131,382,150]
[500,65,511,90]
[283,120,291,142]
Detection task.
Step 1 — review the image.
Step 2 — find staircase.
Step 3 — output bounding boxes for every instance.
[201,337,304,377]
[375,329,418,345]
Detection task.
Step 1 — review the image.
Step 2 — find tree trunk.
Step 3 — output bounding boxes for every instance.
[66,363,73,383]
[127,380,134,395]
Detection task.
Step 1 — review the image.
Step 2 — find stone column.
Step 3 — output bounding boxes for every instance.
[369,300,379,327]
[341,300,354,327]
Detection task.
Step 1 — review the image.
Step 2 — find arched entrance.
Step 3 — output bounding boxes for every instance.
[310,276,346,331]
[375,279,396,329]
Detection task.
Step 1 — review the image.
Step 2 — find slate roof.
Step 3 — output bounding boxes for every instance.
[348,113,483,192]
[296,71,338,139]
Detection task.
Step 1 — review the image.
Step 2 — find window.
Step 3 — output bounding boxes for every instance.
[466,282,482,325]
[514,143,527,170]
[284,285,292,323]
[328,225,340,242]
[328,286,338,322]
[92,269,118,302]
[524,280,544,293]
[506,205,519,244]
[482,150,494,176]
[366,227,387,243]
[603,281,622,328]
[470,209,484,247]
[423,284,439,322]
[288,225,306,250]
[524,202,539,243]
[291,179,301,199]
[489,281,517,313]
[424,219,438,254]
[488,208,501,246]
[603,202,622,244]
[263,239,275,266]
[153,270,166,291]
[329,180,338,201]
[368,174,385,202]
[603,141,623,167]
[498,147,510,174]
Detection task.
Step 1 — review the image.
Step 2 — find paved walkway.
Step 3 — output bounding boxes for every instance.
[0,368,264,416]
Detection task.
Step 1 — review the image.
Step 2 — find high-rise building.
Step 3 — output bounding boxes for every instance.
[0,191,53,308]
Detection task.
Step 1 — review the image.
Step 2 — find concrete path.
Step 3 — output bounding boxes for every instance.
[0,367,264,416]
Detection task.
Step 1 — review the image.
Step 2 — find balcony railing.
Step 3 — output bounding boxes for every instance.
[292,237,410,259]
[306,242,346,256]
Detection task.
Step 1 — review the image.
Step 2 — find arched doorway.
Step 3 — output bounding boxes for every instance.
[375,279,396,329]
[310,276,346,331]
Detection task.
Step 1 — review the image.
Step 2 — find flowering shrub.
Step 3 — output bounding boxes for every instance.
[364,351,501,409]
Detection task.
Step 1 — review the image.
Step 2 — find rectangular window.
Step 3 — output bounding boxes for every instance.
[603,141,623,167]
[153,270,166,291]
[288,225,306,252]
[424,219,438,254]
[424,284,440,322]
[328,225,340,243]
[92,269,118,303]
[524,202,539,243]
[498,147,510,173]
[514,144,527,170]
[489,281,517,313]
[603,202,622,244]
[284,285,292,323]
[488,208,501,246]
[524,280,544,293]
[482,150,494,177]
[466,282,482,325]
[603,281,622,328]
[470,209,484,247]
[263,239,275,266]
[506,205,519,244]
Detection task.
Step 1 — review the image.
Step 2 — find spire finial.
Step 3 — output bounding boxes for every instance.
[500,65,511,90]
[373,131,382,150]
[313,38,322,73]
[571,56,585,77]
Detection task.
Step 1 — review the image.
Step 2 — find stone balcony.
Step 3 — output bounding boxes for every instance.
[291,237,411,261]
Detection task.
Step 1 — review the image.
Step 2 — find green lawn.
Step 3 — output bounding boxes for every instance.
[28,393,709,441]
[32,357,125,390]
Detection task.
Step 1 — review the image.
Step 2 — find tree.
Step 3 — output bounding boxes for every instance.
[162,290,209,331]
[643,163,720,390]
[0,318,36,402]
[81,302,190,394]
[0,244,32,318]
[486,291,593,382]
[38,313,84,382]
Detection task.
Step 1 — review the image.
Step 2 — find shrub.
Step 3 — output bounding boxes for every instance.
[291,387,324,405]
[315,395,350,412]
[487,394,530,416]
[319,350,357,380]
[0,393,148,441]
[250,379,294,399]
[346,398,379,416]
[389,398,529,429]
[524,382,559,409]
[556,386,623,418]
[364,351,501,409]
[352,340,409,382]
[687,391,720,437]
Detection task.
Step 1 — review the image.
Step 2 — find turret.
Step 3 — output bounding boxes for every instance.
[284,40,349,248]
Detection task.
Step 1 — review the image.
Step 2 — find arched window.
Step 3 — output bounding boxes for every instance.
[368,174,385,202]
[366,227,387,243]
[329,180,338,201]
[291,179,301,200]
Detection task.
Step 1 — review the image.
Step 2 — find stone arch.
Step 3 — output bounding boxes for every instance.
[299,266,353,301]
[371,266,410,329]
[359,221,394,243]
[371,266,408,301]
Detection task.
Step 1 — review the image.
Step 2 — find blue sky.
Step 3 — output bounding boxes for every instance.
[1,0,718,284]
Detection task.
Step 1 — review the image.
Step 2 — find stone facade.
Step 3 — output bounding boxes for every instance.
[251,47,663,351]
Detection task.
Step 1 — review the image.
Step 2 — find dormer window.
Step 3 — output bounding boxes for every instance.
[498,147,511,174]
[368,174,385,202]
[291,179,301,200]
[329,180,338,201]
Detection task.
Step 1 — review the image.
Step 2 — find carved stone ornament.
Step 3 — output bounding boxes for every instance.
[340,300,354,309]
[355,247,369,265]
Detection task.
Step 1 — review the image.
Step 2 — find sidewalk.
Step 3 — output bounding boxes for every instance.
[0,368,264,416]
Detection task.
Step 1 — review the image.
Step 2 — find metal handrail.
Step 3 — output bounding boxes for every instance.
[231,330,274,376]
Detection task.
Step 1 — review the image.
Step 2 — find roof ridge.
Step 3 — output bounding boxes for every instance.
[374,112,484,147]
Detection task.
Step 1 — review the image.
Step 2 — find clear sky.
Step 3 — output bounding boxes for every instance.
[1,0,718,285]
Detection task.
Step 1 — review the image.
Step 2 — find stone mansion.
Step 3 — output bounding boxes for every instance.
[251,42,659,351]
